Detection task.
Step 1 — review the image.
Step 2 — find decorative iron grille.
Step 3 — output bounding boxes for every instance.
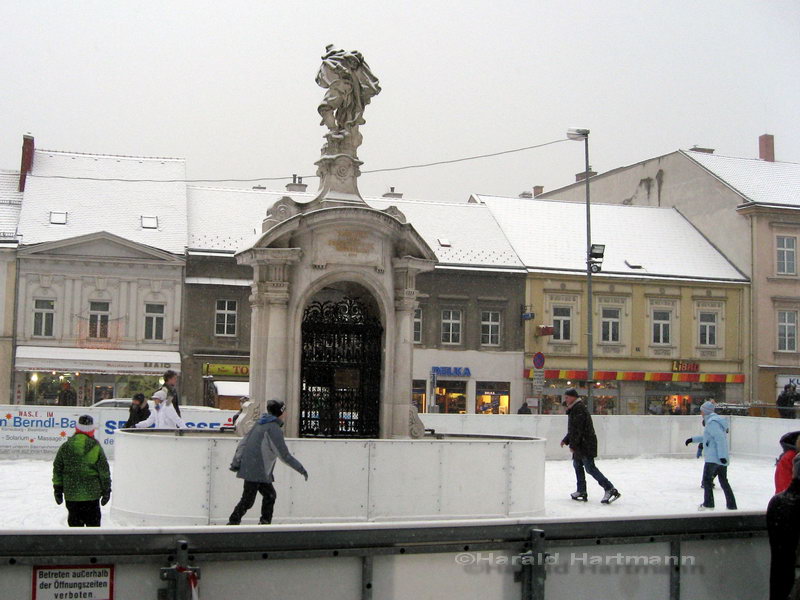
[300,297,383,438]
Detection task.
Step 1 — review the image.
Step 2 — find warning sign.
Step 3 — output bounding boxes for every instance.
[32,565,114,600]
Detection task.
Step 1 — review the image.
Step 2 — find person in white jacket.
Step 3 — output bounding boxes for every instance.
[135,388,187,429]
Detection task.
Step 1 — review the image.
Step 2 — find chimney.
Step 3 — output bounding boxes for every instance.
[759,134,775,162]
[690,146,715,154]
[575,167,597,182]
[285,174,308,192]
[533,185,544,197]
[382,186,403,199]
[19,134,34,192]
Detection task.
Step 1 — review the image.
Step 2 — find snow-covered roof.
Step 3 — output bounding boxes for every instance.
[17,150,188,254]
[0,170,22,240]
[682,150,800,208]
[474,194,747,282]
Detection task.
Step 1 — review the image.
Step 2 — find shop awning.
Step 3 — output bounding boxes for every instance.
[523,368,745,384]
[15,346,181,375]
[214,381,250,397]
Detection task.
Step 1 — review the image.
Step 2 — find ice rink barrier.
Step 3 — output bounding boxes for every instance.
[112,430,546,526]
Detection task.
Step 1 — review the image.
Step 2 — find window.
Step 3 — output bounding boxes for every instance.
[778,236,797,275]
[88,301,110,339]
[699,312,717,346]
[778,310,798,352]
[33,299,55,337]
[652,310,671,345]
[441,309,461,344]
[215,300,237,336]
[552,306,571,341]
[144,303,165,340]
[480,311,501,346]
[413,308,422,344]
[141,216,159,229]
[601,307,620,343]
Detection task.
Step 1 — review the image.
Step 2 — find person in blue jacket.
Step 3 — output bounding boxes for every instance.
[685,400,737,510]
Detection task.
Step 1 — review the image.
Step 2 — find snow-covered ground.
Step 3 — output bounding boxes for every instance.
[0,455,775,529]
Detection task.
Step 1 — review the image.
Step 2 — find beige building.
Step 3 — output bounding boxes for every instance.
[474,194,750,414]
[540,135,799,407]
[0,170,22,402]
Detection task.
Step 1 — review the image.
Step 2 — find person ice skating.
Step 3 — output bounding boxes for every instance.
[767,455,800,600]
[153,370,182,417]
[123,393,150,429]
[560,388,620,504]
[135,384,186,429]
[777,384,799,419]
[227,399,308,525]
[775,431,800,494]
[52,414,112,527]
[685,400,737,510]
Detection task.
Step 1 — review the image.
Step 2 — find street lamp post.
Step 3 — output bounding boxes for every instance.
[567,128,594,413]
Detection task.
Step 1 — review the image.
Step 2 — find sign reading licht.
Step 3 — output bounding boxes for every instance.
[32,565,114,600]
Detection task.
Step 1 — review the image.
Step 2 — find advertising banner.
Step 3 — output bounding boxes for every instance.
[0,405,237,459]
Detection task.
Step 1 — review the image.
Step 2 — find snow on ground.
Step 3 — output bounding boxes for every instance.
[0,455,775,529]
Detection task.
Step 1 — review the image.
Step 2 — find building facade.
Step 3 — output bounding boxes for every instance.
[0,169,22,402]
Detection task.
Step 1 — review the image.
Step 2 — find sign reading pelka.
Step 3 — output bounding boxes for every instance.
[32,565,114,600]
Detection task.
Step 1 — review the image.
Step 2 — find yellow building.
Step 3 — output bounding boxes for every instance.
[473,194,750,414]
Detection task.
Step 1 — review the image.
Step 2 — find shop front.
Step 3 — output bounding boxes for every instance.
[13,346,181,406]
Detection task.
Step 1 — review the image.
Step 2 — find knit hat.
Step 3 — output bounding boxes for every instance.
[700,401,716,416]
[267,399,286,417]
[75,414,97,433]
[564,388,579,398]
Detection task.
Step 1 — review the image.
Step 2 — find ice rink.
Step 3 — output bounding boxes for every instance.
[0,454,776,529]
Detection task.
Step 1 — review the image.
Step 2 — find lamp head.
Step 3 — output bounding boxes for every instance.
[567,127,590,141]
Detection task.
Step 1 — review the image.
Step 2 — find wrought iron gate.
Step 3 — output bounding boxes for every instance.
[300,297,383,438]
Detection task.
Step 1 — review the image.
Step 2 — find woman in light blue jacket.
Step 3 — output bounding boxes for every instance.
[685,401,737,510]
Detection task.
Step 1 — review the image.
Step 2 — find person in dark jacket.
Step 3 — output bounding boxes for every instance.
[560,388,620,504]
[517,402,532,414]
[775,431,800,495]
[52,414,112,527]
[227,399,308,525]
[768,454,800,600]
[123,393,151,429]
[777,384,798,419]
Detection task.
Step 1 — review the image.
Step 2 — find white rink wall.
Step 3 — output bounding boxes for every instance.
[112,431,546,526]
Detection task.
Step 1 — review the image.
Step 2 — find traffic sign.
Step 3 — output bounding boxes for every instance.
[532,352,545,370]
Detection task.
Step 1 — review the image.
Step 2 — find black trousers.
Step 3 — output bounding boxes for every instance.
[229,481,277,524]
[701,463,737,509]
[65,500,101,527]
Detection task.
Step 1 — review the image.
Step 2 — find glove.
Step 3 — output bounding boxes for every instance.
[720,458,727,465]
[684,438,693,446]
[54,486,63,505]
[696,443,704,458]
[101,490,111,506]
[301,469,309,481]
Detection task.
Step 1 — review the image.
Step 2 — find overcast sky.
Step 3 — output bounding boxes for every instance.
[2,1,799,202]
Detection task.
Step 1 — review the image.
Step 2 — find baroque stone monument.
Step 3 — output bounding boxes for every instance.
[236,47,436,438]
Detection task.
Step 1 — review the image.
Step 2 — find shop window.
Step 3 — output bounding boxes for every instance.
[33,299,55,337]
[480,311,500,346]
[652,310,671,345]
[144,303,165,341]
[441,309,461,345]
[215,300,237,336]
[475,381,509,414]
[435,380,466,413]
[600,307,620,343]
[778,310,798,352]
[552,306,571,341]
[88,301,110,339]
[699,312,717,346]
[413,308,422,344]
[777,236,797,275]
[645,382,725,415]
[412,379,427,412]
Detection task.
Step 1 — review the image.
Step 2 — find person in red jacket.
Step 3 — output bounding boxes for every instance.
[775,431,800,494]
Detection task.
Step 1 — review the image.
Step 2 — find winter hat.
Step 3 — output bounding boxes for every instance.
[76,414,97,433]
[700,401,716,416]
[267,399,286,417]
[564,388,579,398]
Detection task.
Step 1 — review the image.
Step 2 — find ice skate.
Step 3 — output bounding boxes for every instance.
[601,488,621,504]
[570,491,588,502]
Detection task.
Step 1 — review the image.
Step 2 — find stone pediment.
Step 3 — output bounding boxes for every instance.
[18,231,183,264]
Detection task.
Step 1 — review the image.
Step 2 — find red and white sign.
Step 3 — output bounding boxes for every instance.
[32,565,114,600]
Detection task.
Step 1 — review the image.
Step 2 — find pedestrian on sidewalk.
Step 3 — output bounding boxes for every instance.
[560,388,620,504]
[686,400,737,510]
[227,399,308,525]
[52,414,112,527]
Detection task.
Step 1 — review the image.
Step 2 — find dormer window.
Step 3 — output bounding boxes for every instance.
[141,216,159,229]
[49,211,67,225]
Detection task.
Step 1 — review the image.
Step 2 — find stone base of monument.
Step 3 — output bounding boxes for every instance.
[111,430,545,526]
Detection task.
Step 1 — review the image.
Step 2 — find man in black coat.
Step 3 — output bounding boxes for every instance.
[777,384,799,419]
[768,454,800,600]
[560,388,620,504]
[123,393,151,429]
